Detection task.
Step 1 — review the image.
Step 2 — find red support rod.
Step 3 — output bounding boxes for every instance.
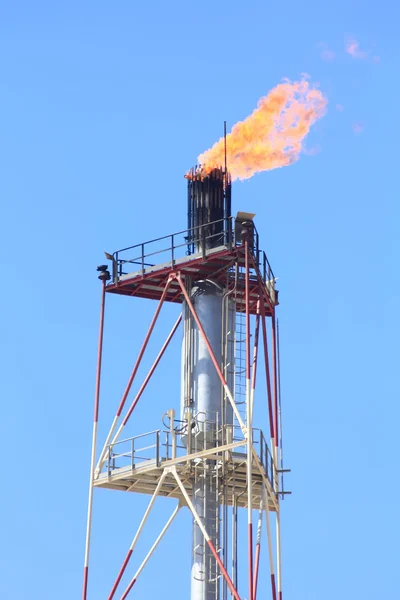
[253,543,261,600]
[107,549,133,600]
[260,300,275,441]
[249,253,275,314]
[120,578,136,600]
[207,540,242,600]
[271,313,279,448]
[82,278,107,600]
[245,239,251,382]
[82,568,88,600]
[244,236,254,600]
[251,311,260,393]
[115,277,173,418]
[122,314,182,427]
[252,504,263,600]
[271,574,278,600]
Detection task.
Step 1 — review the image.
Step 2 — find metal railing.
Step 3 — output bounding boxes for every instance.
[106,430,161,476]
[102,423,276,491]
[108,217,275,292]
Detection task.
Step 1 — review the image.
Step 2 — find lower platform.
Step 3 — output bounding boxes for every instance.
[94,449,278,512]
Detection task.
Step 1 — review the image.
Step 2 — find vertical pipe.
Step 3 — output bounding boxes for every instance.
[223,121,228,247]
[260,301,274,442]
[82,278,107,600]
[188,285,222,600]
[244,236,254,600]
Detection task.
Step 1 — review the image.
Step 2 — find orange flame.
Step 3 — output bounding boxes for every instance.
[197,79,327,181]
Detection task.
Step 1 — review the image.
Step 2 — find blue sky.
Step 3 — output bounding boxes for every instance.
[0,1,399,599]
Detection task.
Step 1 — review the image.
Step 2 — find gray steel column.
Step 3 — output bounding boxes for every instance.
[181,282,223,600]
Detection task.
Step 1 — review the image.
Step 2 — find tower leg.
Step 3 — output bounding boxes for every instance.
[82,279,106,600]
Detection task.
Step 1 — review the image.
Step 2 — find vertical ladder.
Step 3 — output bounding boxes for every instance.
[234,308,247,423]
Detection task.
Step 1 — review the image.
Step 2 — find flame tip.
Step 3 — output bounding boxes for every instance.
[197,78,327,181]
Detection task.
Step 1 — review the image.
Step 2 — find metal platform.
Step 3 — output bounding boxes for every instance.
[94,454,277,512]
[93,426,279,512]
[104,217,278,316]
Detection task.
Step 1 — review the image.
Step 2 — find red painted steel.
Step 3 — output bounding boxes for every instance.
[249,253,276,314]
[82,566,88,600]
[115,278,173,417]
[271,314,279,447]
[260,301,275,441]
[251,312,260,392]
[105,246,275,317]
[253,543,261,600]
[245,239,251,382]
[121,315,182,427]
[244,237,254,600]
[120,578,136,600]
[206,540,242,600]
[271,574,278,600]
[248,523,254,600]
[107,549,133,600]
[85,233,283,600]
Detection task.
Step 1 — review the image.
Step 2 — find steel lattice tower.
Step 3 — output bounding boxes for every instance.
[82,167,287,600]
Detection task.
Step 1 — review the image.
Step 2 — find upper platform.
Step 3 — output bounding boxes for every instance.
[104,215,278,316]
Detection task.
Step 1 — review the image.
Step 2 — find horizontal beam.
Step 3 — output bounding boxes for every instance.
[159,439,247,468]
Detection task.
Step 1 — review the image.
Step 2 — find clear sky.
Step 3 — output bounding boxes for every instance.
[0,2,398,599]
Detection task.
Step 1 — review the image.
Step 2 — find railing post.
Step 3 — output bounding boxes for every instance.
[165,431,169,461]
[270,452,274,487]
[112,253,116,283]
[260,431,264,468]
[228,216,233,251]
[156,430,160,467]
[108,446,111,478]
[171,235,175,267]
[172,428,177,459]
[263,253,266,283]
[117,252,121,281]
[141,244,145,276]
[201,225,206,259]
